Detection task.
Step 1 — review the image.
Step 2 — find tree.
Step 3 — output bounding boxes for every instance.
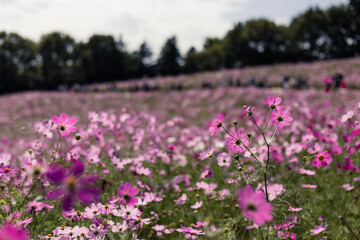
[157,36,181,76]
[183,47,200,73]
[0,32,38,93]
[289,8,330,60]
[39,32,77,89]
[82,34,126,83]
[325,5,355,58]
[242,19,287,65]
[348,0,360,55]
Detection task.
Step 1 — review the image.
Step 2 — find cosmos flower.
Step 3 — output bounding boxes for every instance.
[46,160,100,211]
[313,151,331,168]
[241,105,255,117]
[52,113,77,136]
[288,206,302,212]
[271,108,293,128]
[310,224,328,235]
[216,152,231,167]
[0,165,18,175]
[301,184,317,188]
[263,95,282,109]
[117,182,139,206]
[198,147,215,160]
[226,130,249,153]
[237,185,273,226]
[209,113,224,136]
[0,223,28,240]
[190,201,203,209]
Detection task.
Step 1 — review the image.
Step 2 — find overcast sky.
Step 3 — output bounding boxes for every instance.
[0,0,348,56]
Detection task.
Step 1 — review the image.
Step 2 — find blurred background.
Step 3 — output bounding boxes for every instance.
[0,0,358,93]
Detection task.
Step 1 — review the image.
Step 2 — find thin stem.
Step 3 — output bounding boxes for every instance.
[16,137,79,211]
[263,109,273,131]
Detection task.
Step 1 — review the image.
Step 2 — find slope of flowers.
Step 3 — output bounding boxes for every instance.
[0,88,360,239]
[89,57,360,91]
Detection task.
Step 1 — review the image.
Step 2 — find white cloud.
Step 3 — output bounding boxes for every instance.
[0,0,349,57]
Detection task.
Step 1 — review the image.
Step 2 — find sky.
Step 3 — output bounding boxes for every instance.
[0,0,349,57]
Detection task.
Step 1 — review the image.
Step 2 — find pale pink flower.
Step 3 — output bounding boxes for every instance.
[217,152,231,167]
[288,206,302,212]
[310,224,328,235]
[301,184,317,188]
[190,201,203,209]
[198,147,215,160]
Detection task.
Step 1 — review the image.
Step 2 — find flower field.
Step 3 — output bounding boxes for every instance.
[1,86,360,239]
[90,57,360,91]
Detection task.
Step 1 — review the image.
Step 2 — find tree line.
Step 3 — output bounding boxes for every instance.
[0,0,359,93]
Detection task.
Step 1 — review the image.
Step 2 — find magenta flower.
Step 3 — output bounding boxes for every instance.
[209,113,224,136]
[0,223,28,240]
[237,185,273,226]
[0,165,18,175]
[52,113,77,136]
[313,151,331,168]
[263,95,282,109]
[46,160,100,211]
[241,105,255,117]
[271,108,293,128]
[226,130,249,153]
[117,182,139,206]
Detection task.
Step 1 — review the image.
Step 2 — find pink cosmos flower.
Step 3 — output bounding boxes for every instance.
[226,130,249,153]
[176,226,205,239]
[241,105,255,117]
[192,221,209,228]
[117,182,139,206]
[0,165,18,175]
[198,147,215,160]
[209,113,224,136]
[46,160,101,211]
[258,183,284,201]
[301,184,317,188]
[313,151,331,168]
[200,166,214,179]
[111,221,128,233]
[0,223,28,240]
[26,201,44,214]
[288,206,302,212]
[52,113,77,136]
[310,224,328,235]
[237,185,273,226]
[277,231,296,239]
[331,145,342,155]
[116,205,141,220]
[217,152,231,167]
[190,201,203,209]
[271,108,293,128]
[263,95,282,109]
[342,183,355,191]
[299,169,316,175]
